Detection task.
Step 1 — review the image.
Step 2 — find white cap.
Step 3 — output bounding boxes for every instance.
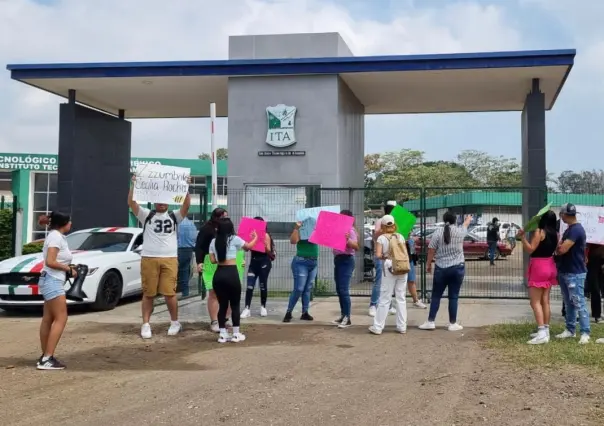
[386,200,397,206]
[381,215,395,226]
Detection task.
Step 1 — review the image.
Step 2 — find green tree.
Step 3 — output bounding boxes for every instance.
[556,169,604,193]
[198,148,228,160]
[0,209,13,261]
[455,150,522,187]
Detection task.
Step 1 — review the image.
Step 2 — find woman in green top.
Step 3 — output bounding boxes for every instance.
[283,221,319,322]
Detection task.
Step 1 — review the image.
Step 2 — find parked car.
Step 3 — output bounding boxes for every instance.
[469,222,521,241]
[0,227,145,312]
[414,233,513,260]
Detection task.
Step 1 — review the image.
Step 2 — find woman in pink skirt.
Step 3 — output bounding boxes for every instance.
[518,211,558,345]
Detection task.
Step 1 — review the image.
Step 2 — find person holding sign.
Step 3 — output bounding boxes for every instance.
[517,211,558,345]
[555,204,591,345]
[241,217,275,319]
[331,210,359,329]
[283,222,319,323]
[195,208,229,333]
[419,212,472,332]
[128,175,191,339]
[209,218,258,343]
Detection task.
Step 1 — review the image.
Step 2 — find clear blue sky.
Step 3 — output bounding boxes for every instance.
[2,0,602,174]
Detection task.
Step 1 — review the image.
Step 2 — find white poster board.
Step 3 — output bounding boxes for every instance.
[559,205,604,245]
[133,164,190,204]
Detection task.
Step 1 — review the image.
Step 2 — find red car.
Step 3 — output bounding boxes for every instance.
[414,233,513,260]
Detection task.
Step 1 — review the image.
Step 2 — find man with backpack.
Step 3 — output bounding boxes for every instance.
[128,175,191,339]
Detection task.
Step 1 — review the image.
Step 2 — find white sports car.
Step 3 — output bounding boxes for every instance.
[0,227,144,312]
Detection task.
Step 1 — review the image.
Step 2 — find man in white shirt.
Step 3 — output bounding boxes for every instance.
[128,175,191,339]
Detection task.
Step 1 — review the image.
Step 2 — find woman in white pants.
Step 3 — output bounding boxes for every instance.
[369,215,408,335]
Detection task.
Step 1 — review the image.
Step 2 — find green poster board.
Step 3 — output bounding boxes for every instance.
[523,203,552,232]
[202,250,246,289]
[391,205,417,237]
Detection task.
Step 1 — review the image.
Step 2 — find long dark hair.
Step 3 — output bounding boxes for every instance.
[443,211,456,245]
[384,203,395,215]
[539,211,558,242]
[38,211,70,230]
[203,208,227,233]
[215,217,235,262]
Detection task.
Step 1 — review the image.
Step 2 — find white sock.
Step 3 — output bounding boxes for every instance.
[41,355,50,362]
[219,328,228,337]
[233,326,240,335]
[171,320,180,326]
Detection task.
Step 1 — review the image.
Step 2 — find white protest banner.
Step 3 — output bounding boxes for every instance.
[559,205,604,245]
[133,164,190,204]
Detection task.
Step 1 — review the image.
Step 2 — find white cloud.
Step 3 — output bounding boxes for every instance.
[0,0,533,158]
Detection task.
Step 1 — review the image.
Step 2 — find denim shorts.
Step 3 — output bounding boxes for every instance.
[408,262,416,282]
[39,272,66,301]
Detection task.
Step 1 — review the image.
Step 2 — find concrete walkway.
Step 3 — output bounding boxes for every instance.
[40,296,561,329]
[2,296,561,328]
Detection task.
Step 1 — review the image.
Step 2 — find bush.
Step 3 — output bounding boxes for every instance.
[0,209,13,261]
[22,242,43,255]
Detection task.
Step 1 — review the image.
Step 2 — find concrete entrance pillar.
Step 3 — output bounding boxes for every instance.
[57,95,132,231]
[227,33,366,287]
[521,78,547,281]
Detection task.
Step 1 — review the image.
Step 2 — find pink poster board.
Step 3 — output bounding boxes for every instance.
[309,211,354,251]
[238,217,267,253]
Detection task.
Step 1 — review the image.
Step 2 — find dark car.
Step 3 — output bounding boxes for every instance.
[414,233,513,260]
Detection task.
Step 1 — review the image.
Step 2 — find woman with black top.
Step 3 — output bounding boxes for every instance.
[241,217,274,319]
[518,210,558,345]
[195,208,228,333]
[209,218,257,343]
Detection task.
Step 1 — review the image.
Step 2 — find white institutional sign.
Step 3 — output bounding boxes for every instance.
[265,104,297,148]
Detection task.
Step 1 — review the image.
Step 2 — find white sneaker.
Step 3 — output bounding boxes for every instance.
[217,334,231,343]
[419,321,436,330]
[555,329,576,339]
[231,333,246,343]
[225,319,232,328]
[596,338,604,344]
[579,334,590,345]
[241,308,251,319]
[210,321,220,333]
[368,325,382,335]
[141,323,152,339]
[396,327,407,334]
[448,323,463,332]
[388,306,397,315]
[167,321,182,336]
[260,306,268,317]
[368,306,377,317]
[531,328,550,339]
[414,300,427,309]
[528,334,549,345]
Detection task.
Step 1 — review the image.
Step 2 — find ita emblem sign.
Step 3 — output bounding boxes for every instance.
[266,104,297,148]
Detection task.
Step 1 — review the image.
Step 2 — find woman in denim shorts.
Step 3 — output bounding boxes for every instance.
[37,211,75,370]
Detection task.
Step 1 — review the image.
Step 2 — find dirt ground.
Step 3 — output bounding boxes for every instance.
[0,320,602,426]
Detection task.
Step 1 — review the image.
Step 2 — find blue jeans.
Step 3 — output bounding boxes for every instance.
[370,258,383,307]
[177,247,194,297]
[288,256,318,313]
[488,242,497,262]
[559,272,590,335]
[334,255,355,317]
[428,264,465,323]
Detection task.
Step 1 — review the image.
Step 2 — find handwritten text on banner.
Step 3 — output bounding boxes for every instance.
[559,205,604,245]
[133,164,190,204]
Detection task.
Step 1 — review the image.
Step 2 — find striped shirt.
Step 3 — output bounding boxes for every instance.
[428,225,469,268]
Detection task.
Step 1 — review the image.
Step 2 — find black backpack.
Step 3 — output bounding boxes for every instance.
[142,210,178,234]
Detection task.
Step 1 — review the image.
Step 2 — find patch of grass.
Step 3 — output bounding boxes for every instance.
[487,322,604,372]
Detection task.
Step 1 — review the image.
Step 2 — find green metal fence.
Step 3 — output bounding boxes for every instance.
[158,185,604,305]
